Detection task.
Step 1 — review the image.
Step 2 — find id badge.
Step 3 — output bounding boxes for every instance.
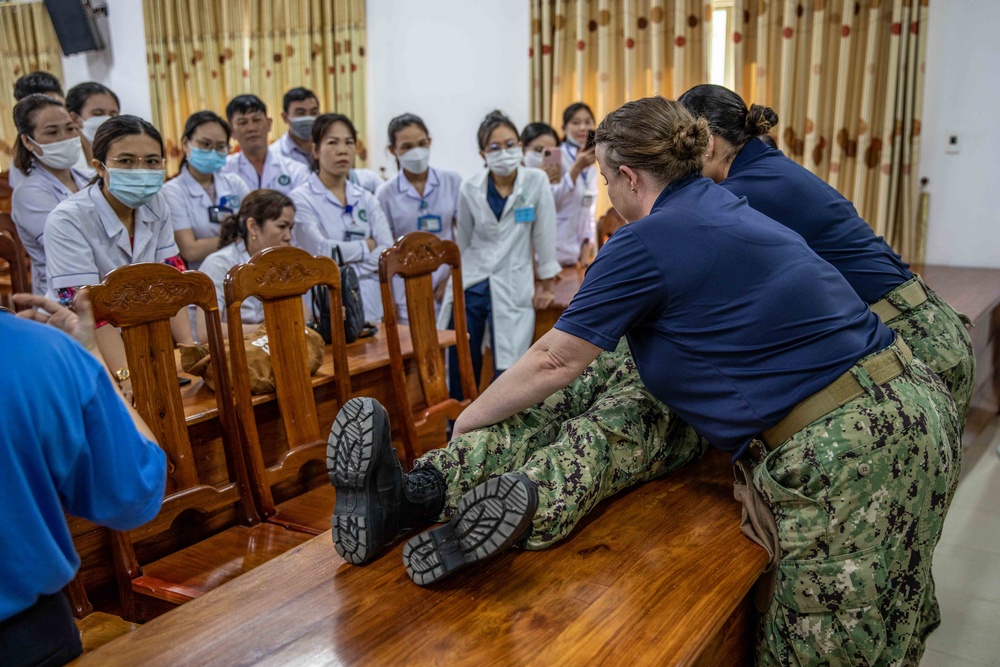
[343,226,367,242]
[581,191,597,208]
[514,206,536,224]
[418,214,443,233]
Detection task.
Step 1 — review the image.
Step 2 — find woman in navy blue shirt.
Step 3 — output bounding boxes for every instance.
[679,84,974,422]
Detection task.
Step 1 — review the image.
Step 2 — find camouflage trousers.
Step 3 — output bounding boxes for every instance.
[754,345,962,667]
[882,275,975,424]
[416,339,708,550]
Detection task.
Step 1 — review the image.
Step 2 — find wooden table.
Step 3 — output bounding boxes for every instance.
[73,448,767,667]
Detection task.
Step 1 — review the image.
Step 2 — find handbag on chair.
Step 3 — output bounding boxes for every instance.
[310,245,375,344]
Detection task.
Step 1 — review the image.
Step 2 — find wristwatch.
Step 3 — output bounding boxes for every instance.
[114,367,131,383]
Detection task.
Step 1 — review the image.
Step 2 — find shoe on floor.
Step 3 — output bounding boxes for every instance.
[402,472,537,586]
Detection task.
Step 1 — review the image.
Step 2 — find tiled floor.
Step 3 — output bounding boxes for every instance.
[922,397,1000,666]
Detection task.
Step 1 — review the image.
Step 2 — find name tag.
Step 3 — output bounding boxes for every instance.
[344,226,367,242]
[514,206,535,224]
[581,192,596,208]
[418,214,443,233]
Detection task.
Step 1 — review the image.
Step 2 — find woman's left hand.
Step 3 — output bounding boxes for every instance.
[532,289,556,310]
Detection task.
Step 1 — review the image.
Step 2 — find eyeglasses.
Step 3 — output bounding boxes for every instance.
[192,139,230,153]
[107,156,165,169]
[483,139,519,154]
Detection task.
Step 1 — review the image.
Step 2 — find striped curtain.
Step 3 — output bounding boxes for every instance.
[728,0,929,262]
[0,1,64,172]
[530,0,713,215]
[143,0,368,173]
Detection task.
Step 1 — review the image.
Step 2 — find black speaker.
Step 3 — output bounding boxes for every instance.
[43,0,105,56]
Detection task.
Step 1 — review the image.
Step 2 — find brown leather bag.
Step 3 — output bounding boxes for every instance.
[180,324,324,394]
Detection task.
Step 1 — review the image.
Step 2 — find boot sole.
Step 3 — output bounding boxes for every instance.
[328,397,389,565]
[402,473,537,586]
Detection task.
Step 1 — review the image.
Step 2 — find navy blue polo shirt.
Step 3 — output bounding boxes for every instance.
[721,139,912,304]
[555,174,893,457]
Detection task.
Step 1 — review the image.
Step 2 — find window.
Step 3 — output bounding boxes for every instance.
[710,1,735,90]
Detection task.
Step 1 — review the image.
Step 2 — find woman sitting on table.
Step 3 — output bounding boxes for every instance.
[291,113,393,323]
[375,113,462,324]
[197,189,299,338]
[65,81,119,170]
[44,115,192,402]
[438,110,559,398]
[10,94,92,296]
[327,96,959,667]
[162,111,251,270]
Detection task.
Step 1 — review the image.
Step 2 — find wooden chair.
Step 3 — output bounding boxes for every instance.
[596,207,626,249]
[87,263,312,621]
[0,213,30,309]
[224,246,352,535]
[379,232,478,466]
[0,171,11,213]
[63,572,138,653]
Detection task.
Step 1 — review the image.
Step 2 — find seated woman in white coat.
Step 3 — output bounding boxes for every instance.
[197,189,299,338]
[65,81,119,171]
[10,94,93,295]
[163,111,251,269]
[290,113,393,323]
[440,110,559,399]
[375,112,462,324]
[45,115,192,402]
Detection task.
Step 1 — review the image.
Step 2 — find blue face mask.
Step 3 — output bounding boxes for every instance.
[105,167,166,208]
[188,147,228,174]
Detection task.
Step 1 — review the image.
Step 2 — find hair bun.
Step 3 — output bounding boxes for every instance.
[669,118,709,160]
[484,109,511,123]
[744,104,778,137]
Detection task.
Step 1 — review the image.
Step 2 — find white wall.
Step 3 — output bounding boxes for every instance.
[365,0,530,180]
[920,0,1000,268]
[59,0,152,121]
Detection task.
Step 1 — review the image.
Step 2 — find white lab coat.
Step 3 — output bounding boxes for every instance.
[375,166,461,323]
[437,167,560,369]
[162,166,251,269]
[221,145,309,195]
[10,165,93,295]
[44,184,180,295]
[551,141,598,267]
[7,165,25,190]
[290,174,394,322]
[271,132,383,193]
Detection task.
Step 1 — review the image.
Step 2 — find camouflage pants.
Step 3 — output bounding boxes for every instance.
[882,275,975,424]
[754,346,962,667]
[417,339,708,550]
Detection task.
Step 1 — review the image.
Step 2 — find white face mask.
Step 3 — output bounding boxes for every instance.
[398,146,430,175]
[486,147,523,177]
[81,115,111,143]
[29,136,83,170]
[523,150,545,169]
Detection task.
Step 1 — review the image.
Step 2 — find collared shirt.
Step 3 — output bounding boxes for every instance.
[556,174,893,457]
[44,185,181,294]
[162,166,251,269]
[199,240,262,323]
[270,132,383,194]
[0,314,165,622]
[721,139,913,304]
[290,174,394,322]
[10,165,93,295]
[221,145,309,195]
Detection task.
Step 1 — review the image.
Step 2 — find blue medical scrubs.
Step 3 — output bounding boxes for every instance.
[721,139,912,304]
[555,174,894,458]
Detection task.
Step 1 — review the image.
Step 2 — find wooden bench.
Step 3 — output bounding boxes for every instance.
[72,448,768,667]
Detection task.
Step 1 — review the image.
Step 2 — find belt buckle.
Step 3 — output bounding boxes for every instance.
[748,439,769,464]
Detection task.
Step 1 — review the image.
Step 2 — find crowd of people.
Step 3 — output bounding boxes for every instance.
[2,68,975,667]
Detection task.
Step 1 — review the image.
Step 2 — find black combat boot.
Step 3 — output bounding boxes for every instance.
[327,397,445,565]
[402,472,538,586]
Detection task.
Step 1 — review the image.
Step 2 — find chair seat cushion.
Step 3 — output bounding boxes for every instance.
[76,611,139,652]
[269,485,337,535]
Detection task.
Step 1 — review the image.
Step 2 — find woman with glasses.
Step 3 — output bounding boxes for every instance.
[290,113,393,323]
[162,111,250,270]
[438,110,559,397]
[10,94,92,296]
[44,115,191,402]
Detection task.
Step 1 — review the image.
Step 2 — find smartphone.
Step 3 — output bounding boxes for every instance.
[585,129,597,151]
[542,148,562,170]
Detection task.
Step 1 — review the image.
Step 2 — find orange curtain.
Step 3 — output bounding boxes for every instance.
[0,1,64,171]
[729,0,929,262]
[143,0,368,173]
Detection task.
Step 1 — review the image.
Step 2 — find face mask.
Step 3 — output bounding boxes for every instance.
[398,146,430,175]
[29,136,83,170]
[289,116,316,141]
[486,147,523,177]
[81,115,111,143]
[105,167,166,208]
[523,150,545,169]
[188,147,228,174]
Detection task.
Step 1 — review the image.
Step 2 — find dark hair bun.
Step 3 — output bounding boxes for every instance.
[669,118,709,161]
[744,104,778,137]
[484,109,511,124]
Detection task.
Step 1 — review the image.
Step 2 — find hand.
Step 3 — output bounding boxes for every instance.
[579,240,595,267]
[532,289,556,310]
[118,378,134,405]
[365,238,377,251]
[570,147,596,181]
[543,163,562,184]
[13,292,98,353]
